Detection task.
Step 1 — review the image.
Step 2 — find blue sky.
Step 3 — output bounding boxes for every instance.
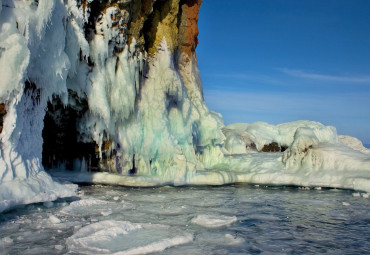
[196,0,370,144]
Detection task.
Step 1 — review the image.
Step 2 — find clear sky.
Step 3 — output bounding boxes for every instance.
[196,0,370,144]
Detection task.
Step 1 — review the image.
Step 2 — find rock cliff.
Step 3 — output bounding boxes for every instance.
[40,0,223,177]
[0,0,224,211]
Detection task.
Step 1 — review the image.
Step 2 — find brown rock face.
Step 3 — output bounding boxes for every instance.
[79,0,203,57]
[261,142,281,152]
[178,0,202,57]
[143,0,202,57]
[261,142,287,152]
[143,0,180,55]
[80,0,202,58]
[0,103,6,134]
[81,0,157,55]
[127,0,156,47]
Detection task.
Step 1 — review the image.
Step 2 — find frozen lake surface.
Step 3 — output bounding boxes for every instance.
[0,184,369,254]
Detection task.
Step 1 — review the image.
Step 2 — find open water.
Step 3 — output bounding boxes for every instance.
[0,184,369,254]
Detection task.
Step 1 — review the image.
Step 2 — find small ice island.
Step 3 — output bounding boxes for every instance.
[1,0,369,213]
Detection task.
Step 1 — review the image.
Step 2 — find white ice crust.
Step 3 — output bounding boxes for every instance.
[1,0,370,213]
[66,220,193,254]
[60,198,111,216]
[191,214,238,228]
[0,171,76,213]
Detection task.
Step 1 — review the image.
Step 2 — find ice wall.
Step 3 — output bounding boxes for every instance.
[0,0,87,212]
[0,0,225,211]
[60,0,224,181]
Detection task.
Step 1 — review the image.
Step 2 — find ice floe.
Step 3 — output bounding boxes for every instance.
[191,214,237,228]
[66,220,193,254]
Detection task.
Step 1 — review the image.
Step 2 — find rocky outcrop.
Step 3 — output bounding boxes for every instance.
[261,142,286,152]
[178,0,202,57]
[142,0,201,57]
[0,103,6,134]
[0,0,221,211]
[37,0,221,176]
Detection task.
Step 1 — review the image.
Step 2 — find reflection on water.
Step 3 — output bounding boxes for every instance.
[0,184,369,254]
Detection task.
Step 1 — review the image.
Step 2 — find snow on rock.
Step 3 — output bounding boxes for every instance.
[66,220,193,254]
[191,214,237,228]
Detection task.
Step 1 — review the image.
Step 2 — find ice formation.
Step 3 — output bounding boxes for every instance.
[0,0,81,212]
[0,0,370,213]
[339,135,370,156]
[191,214,238,228]
[60,198,112,216]
[66,220,194,254]
[0,0,226,212]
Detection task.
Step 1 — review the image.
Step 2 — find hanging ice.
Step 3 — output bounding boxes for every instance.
[0,0,86,212]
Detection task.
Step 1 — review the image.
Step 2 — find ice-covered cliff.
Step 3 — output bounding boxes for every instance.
[1,0,370,212]
[0,0,225,212]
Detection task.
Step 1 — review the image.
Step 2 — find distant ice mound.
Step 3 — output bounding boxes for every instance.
[66,220,193,254]
[339,135,370,155]
[218,120,370,192]
[222,120,337,154]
